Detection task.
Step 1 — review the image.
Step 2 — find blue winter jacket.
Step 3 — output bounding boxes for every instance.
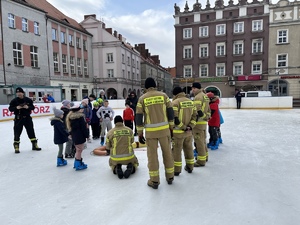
[50,117,69,144]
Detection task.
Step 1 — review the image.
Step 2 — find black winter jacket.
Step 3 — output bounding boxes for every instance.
[50,117,69,145]
[67,112,89,145]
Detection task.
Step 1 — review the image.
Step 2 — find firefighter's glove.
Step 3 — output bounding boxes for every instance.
[197,110,204,118]
[105,149,110,156]
[139,134,146,144]
[174,117,180,126]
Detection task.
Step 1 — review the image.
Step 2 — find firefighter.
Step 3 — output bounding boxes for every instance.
[136,77,174,189]
[9,87,41,153]
[191,82,210,167]
[106,116,138,179]
[171,87,197,176]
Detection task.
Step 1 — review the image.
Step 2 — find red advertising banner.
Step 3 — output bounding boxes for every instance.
[237,75,262,81]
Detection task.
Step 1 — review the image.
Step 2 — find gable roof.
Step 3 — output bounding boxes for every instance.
[14,0,91,35]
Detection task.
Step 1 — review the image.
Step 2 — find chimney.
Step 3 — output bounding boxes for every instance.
[118,34,122,41]
[151,55,160,65]
[113,30,118,38]
[105,28,112,34]
[84,14,96,20]
[102,22,106,28]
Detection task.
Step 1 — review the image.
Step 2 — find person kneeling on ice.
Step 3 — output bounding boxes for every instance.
[50,107,70,166]
[106,116,139,179]
[66,105,89,170]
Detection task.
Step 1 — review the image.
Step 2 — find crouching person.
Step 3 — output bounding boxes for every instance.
[106,116,139,179]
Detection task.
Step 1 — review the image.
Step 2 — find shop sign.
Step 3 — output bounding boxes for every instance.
[237,75,262,81]
[200,77,223,82]
[281,75,300,79]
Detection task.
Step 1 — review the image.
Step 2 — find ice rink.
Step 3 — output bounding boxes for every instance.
[0,108,300,225]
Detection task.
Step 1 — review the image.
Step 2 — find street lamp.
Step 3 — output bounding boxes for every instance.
[276,69,280,96]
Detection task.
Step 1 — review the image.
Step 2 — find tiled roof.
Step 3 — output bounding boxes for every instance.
[15,0,90,35]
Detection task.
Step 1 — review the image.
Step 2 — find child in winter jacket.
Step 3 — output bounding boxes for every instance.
[50,107,69,166]
[66,105,89,170]
[123,103,134,130]
[91,101,101,139]
[206,92,220,150]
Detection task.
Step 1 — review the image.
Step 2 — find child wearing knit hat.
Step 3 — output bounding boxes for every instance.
[50,106,70,167]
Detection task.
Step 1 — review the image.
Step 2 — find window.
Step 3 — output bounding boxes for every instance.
[62,54,67,73]
[53,53,59,72]
[277,54,287,67]
[252,39,263,53]
[252,61,262,74]
[84,59,88,75]
[30,46,38,68]
[200,64,208,77]
[216,63,225,77]
[60,32,66,44]
[234,22,244,33]
[122,69,125,78]
[108,69,114,78]
[199,44,208,58]
[76,37,81,48]
[34,22,39,35]
[132,72,135,79]
[137,61,139,69]
[137,74,139,80]
[216,42,225,56]
[216,24,226,35]
[132,59,135,67]
[277,30,288,44]
[70,56,75,74]
[199,26,208,37]
[216,63,225,76]
[77,58,82,75]
[233,40,243,55]
[52,28,57,41]
[122,54,125,63]
[107,53,113,62]
[8,13,15,28]
[22,18,28,32]
[183,65,192,77]
[183,45,192,59]
[127,56,130,65]
[69,35,74,46]
[128,71,130,79]
[83,40,87,51]
[183,28,192,39]
[252,20,262,31]
[233,62,243,75]
[13,42,23,66]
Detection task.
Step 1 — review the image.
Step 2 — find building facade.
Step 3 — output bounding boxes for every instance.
[0,0,94,103]
[81,15,142,99]
[135,43,173,97]
[269,0,300,97]
[174,0,270,97]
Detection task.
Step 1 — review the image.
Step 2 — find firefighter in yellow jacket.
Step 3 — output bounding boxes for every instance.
[171,87,197,175]
[136,77,174,189]
[106,115,139,179]
[191,82,211,167]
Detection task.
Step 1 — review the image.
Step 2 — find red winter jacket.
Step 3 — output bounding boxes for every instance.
[123,107,134,121]
[208,97,220,127]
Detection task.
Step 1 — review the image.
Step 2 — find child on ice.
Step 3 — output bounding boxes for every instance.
[50,107,69,166]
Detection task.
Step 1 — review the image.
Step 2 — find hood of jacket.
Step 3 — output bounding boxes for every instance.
[50,117,63,125]
[172,92,186,101]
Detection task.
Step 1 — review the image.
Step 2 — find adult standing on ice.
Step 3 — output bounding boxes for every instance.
[9,87,41,153]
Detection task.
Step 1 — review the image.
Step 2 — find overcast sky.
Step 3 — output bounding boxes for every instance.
[47,0,204,68]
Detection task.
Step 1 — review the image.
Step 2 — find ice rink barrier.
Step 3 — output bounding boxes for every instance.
[0,97,293,121]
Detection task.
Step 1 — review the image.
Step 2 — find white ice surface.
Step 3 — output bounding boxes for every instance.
[0,109,300,225]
